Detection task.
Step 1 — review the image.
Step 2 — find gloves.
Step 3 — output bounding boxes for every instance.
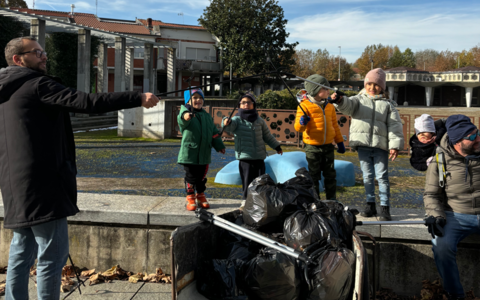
[424,215,446,238]
[328,96,342,104]
[337,142,346,154]
[300,115,310,126]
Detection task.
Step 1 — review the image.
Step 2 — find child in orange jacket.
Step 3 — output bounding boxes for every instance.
[294,74,345,200]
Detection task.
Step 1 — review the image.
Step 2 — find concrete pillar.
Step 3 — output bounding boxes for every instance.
[270,83,274,91]
[125,48,134,91]
[144,43,154,93]
[177,71,182,97]
[219,73,223,97]
[30,19,45,49]
[466,87,473,107]
[97,43,108,93]
[167,48,176,95]
[114,37,126,92]
[77,29,91,93]
[425,86,434,107]
[388,86,395,101]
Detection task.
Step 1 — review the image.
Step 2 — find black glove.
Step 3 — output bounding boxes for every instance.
[424,215,446,238]
[328,96,342,104]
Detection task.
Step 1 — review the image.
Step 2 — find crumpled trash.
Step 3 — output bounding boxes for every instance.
[243,168,320,232]
[323,200,356,248]
[242,247,303,300]
[284,202,337,250]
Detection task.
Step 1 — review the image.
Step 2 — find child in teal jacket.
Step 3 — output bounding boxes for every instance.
[178,88,225,211]
[222,93,282,205]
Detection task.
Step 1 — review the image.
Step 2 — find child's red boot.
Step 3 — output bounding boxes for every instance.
[186,194,197,211]
[196,193,210,209]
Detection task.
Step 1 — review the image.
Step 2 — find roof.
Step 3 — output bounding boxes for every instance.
[12,8,151,35]
[138,19,206,30]
[445,66,480,72]
[385,66,429,73]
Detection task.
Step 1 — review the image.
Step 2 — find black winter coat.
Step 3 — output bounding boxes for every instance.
[409,119,447,171]
[0,66,142,229]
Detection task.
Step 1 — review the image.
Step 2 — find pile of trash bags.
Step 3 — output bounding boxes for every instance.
[197,168,357,300]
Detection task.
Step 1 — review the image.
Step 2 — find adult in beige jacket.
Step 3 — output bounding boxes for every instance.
[423,114,480,300]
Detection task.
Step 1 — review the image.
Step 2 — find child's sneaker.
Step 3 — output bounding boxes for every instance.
[186,194,197,211]
[196,193,210,209]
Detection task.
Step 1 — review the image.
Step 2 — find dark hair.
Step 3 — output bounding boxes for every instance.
[4,36,37,66]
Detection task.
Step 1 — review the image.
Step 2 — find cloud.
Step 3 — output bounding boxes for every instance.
[287,5,480,63]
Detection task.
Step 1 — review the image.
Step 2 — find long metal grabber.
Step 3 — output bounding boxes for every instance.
[356,220,425,226]
[195,208,314,265]
[265,57,307,116]
[212,91,245,139]
[155,70,280,98]
[184,72,196,117]
[281,72,346,97]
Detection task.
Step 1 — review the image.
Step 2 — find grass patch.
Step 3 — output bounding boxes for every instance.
[74,129,182,143]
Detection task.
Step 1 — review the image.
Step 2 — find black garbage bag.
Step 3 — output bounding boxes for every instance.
[284,202,338,250]
[243,168,320,232]
[323,200,356,249]
[197,259,248,300]
[303,240,355,300]
[242,247,303,300]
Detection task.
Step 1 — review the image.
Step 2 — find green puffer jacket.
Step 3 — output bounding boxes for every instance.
[177,105,225,165]
[334,90,404,151]
[222,116,280,160]
[424,133,480,218]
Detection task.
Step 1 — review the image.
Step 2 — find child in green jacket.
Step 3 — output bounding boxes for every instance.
[178,88,225,211]
[222,92,282,206]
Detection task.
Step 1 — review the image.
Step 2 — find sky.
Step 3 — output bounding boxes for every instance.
[23,0,480,63]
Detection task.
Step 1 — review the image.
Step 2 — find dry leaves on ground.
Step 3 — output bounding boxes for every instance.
[61,277,75,293]
[0,281,6,297]
[0,266,6,274]
[80,269,95,277]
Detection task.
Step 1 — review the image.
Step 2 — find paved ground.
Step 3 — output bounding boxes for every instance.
[0,274,172,300]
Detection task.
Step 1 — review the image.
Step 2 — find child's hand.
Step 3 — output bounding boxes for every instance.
[184,113,193,121]
[218,148,226,154]
[223,118,231,126]
[389,149,399,161]
[336,142,346,154]
[275,146,283,155]
[277,149,283,155]
[299,115,310,125]
[330,93,343,104]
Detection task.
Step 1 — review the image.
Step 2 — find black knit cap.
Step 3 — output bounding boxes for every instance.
[240,92,256,108]
[446,114,477,145]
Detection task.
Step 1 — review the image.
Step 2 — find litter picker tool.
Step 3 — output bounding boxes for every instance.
[356,220,425,226]
[281,72,346,98]
[265,56,307,116]
[212,91,246,139]
[184,72,196,117]
[195,208,315,265]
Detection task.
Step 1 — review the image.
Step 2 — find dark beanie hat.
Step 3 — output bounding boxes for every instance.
[445,114,477,145]
[240,92,256,107]
[305,74,329,97]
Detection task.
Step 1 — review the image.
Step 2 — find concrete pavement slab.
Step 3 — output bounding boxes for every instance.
[149,197,241,227]
[69,193,168,225]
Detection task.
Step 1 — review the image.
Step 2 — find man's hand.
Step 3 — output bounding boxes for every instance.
[218,148,226,154]
[223,118,231,126]
[389,149,398,161]
[330,93,343,104]
[141,93,159,109]
[424,215,446,238]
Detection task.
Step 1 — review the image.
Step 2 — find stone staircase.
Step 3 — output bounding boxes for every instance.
[71,113,118,131]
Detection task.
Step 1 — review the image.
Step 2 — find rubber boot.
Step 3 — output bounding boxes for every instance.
[379,206,392,221]
[196,193,210,209]
[186,194,197,211]
[360,202,377,217]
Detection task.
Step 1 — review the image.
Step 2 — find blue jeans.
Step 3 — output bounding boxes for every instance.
[6,218,69,300]
[432,211,480,298]
[357,147,390,206]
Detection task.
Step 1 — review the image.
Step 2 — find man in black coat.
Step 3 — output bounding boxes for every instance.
[0,36,159,299]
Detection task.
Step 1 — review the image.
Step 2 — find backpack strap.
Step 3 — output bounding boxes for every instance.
[435,146,450,187]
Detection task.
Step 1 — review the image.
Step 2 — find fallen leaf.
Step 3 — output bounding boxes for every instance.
[0,283,5,296]
[156,268,164,276]
[161,276,171,284]
[0,266,6,274]
[128,273,144,283]
[81,269,96,277]
[61,276,74,293]
[89,273,105,286]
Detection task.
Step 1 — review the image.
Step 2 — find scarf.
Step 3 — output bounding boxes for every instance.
[236,108,258,123]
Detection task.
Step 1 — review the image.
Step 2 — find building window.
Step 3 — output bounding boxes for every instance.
[464,75,470,80]
[186,47,212,61]
[134,48,145,59]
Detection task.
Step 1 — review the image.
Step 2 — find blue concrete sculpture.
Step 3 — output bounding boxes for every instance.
[214,151,355,191]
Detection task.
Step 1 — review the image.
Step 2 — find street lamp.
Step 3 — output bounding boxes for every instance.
[338,46,341,81]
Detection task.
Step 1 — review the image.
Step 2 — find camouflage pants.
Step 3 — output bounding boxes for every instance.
[305,144,336,200]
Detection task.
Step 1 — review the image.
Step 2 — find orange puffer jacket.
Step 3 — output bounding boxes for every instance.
[294,96,344,146]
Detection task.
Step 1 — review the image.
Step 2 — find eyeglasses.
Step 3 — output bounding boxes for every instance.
[239,101,253,105]
[463,129,479,141]
[18,49,47,58]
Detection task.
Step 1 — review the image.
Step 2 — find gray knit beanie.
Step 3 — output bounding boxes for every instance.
[305,74,330,97]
